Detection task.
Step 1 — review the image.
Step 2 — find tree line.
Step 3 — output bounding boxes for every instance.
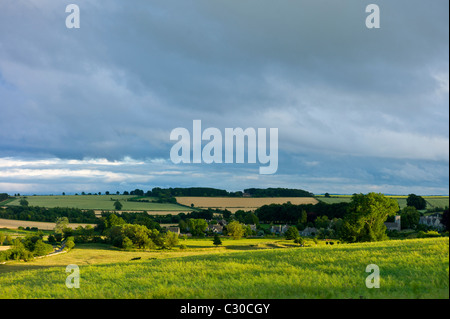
[255,201,350,224]
[111,187,314,198]
[0,193,9,202]
[0,206,98,223]
[244,188,314,197]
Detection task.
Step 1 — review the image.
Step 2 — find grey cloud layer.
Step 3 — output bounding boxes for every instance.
[0,0,448,194]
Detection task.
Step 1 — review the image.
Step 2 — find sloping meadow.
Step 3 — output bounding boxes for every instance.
[0,237,448,298]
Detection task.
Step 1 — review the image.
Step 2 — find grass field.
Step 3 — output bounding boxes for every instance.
[0,218,94,230]
[6,195,191,213]
[176,197,318,213]
[0,237,447,298]
[317,195,449,210]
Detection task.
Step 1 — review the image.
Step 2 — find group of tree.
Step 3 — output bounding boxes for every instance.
[120,187,314,199]
[97,212,161,233]
[406,194,427,210]
[0,233,53,262]
[244,188,313,197]
[339,193,399,243]
[0,205,97,223]
[94,213,178,250]
[255,201,350,225]
[234,210,259,225]
[0,193,10,202]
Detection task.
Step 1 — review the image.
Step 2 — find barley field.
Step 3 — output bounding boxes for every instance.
[176,197,318,213]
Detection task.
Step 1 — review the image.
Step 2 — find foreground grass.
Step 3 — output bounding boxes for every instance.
[0,237,448,299]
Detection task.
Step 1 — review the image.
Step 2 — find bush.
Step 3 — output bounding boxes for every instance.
[122,237,134,250]
[213,234,222,246]
[417,230,441,238]
[294,236,305,246]
[33,240,53,256]
[285,226,299,240]
[163,231,179,249]
[64,237,75,250]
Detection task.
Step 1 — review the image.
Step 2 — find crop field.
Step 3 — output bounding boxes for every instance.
[6,195,190,213]
[0,218,94,230]
[424,197,450,209]
[0,237,447,299]
[176,197,318,213]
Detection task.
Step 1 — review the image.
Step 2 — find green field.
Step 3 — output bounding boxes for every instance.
[0,237,448,299]
[317,195,449,210]
[5,195,191,212]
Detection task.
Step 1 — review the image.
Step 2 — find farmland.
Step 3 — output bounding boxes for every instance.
[5,195,191,213]
[0,218,93,231]
[0,237,447,298]
[176,197,318,213]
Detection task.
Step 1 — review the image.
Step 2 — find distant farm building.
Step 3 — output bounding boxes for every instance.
[299,227,318,237]
[270,225,290,235]
[384,215,401,231]
[419,215,445,230]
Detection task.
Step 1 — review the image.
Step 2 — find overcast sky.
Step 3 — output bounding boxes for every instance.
[0,0,448,195]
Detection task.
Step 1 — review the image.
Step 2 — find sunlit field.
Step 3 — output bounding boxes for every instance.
[0,237,447,299]
[6,195,190,213]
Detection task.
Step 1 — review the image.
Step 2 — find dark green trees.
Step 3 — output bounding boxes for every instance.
[406,194,427,210]
[340,193,399,243]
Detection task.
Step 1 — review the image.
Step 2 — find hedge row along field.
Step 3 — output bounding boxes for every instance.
[5,195,190,212]
[0,237,447,299]
[175,197,319,213]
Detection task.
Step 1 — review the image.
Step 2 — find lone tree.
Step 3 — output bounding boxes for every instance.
[406,194,427,210]
[114,200,123,210]
[54,217,69,234]
[226,221,245,240]
[19,198,29,207]
[285,226,299,240]
[340,193,399,243]
[213,233,222,246]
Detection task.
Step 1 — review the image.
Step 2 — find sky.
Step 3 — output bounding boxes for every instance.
[0,0,448,195]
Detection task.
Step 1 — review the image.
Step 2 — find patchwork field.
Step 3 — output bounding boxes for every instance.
[176,197,318,213]
[0,237,447,298]
[6,195,191,213]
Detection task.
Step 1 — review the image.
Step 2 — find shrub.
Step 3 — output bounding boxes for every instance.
[418,230,441,238]
[33,240,53,256]
[122,237,134,250]
[64,237,75,251]
[285,226,299,240]
[294,236,305,246]
[213,234,222,246]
